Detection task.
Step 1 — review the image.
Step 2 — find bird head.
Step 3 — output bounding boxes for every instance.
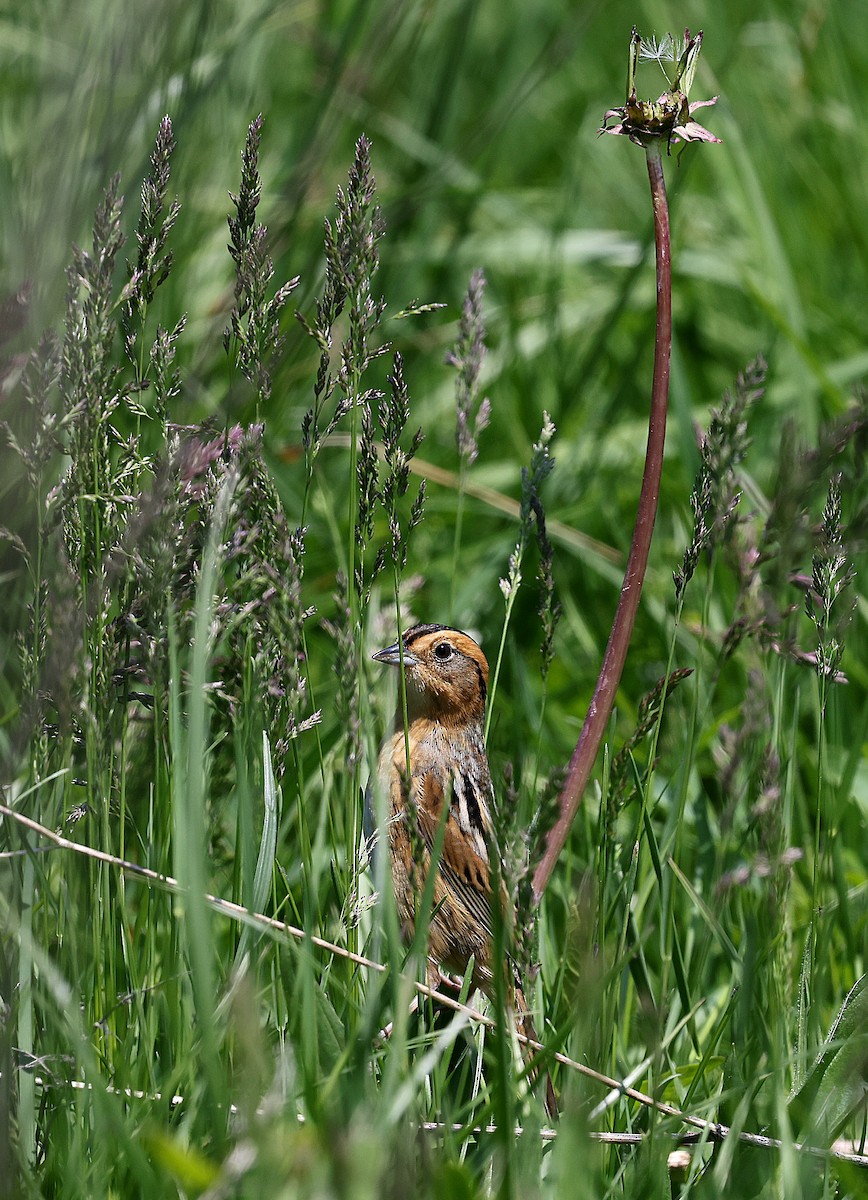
[372,624,489,723]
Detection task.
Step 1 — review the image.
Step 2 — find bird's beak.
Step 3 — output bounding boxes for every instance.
[372,641,418,668]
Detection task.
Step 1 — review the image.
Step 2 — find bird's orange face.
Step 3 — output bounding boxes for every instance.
[372,624,489,722]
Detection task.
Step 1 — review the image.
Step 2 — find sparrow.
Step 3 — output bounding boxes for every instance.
[371,622,556,1117]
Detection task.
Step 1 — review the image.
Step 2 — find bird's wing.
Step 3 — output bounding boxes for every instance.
[417,770,493,939]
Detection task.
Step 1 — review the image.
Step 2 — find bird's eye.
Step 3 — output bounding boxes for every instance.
[433,642,453,662]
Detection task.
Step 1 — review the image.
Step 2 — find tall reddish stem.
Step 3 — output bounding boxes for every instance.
[533,143,671,901]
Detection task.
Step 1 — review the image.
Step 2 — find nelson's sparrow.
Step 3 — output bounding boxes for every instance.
[371,623,556,1116]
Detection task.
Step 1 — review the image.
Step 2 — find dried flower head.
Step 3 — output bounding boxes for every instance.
[600,27,720,150]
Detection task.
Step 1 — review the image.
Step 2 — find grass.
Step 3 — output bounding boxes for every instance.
[1,2,867,1196]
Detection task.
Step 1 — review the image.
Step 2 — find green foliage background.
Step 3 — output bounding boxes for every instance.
[1,0,867,1196]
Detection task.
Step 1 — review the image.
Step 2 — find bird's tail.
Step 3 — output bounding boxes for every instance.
[513,981,558,1122]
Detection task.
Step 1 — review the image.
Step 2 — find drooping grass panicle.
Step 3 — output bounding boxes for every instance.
[51,175,149,789]
[4,118,323,814]
[297,220,348,465]
[362,351,427,799]
[489,414,559,732]
[377,351,425,576]
[296,137,393,727]
[110,428,225,729]
[225,434,318,751]
[149,315,186,431]
[5,280,105,784]
[110,413,320,786]
[519,414,557,531]
[295,139,418,973]
[499,413,557,605]
[225,115,299,410]
[446,269,490,620]
[355,392,381,593]
[59,174,128,579]
[763,403,868,591]
[121,115,181,375]
[530,492,561,683]
[298,134,388,475]
[714,693,798,922]
[501,761,566,990]
[494,762,531,974]
[721,402,867,672]
[712,667,791,874]
[447,267,490,469]
[335,136,388,384]
[804,473,855,687]
[522,414,561,675]
[607,667,693,813]
[674,355,766,603]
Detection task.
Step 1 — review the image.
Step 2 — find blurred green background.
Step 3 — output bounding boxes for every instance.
[4,0,866,420]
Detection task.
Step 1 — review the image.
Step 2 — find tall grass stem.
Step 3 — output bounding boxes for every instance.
[533,141,672,899]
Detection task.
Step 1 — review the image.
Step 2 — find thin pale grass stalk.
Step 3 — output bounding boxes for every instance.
[451,476,469,624]
[805,475,854,1048]
[486,413,556,742]
[7,802,868,1171]
[11,1059,868,1170]
[446,268,489,623]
